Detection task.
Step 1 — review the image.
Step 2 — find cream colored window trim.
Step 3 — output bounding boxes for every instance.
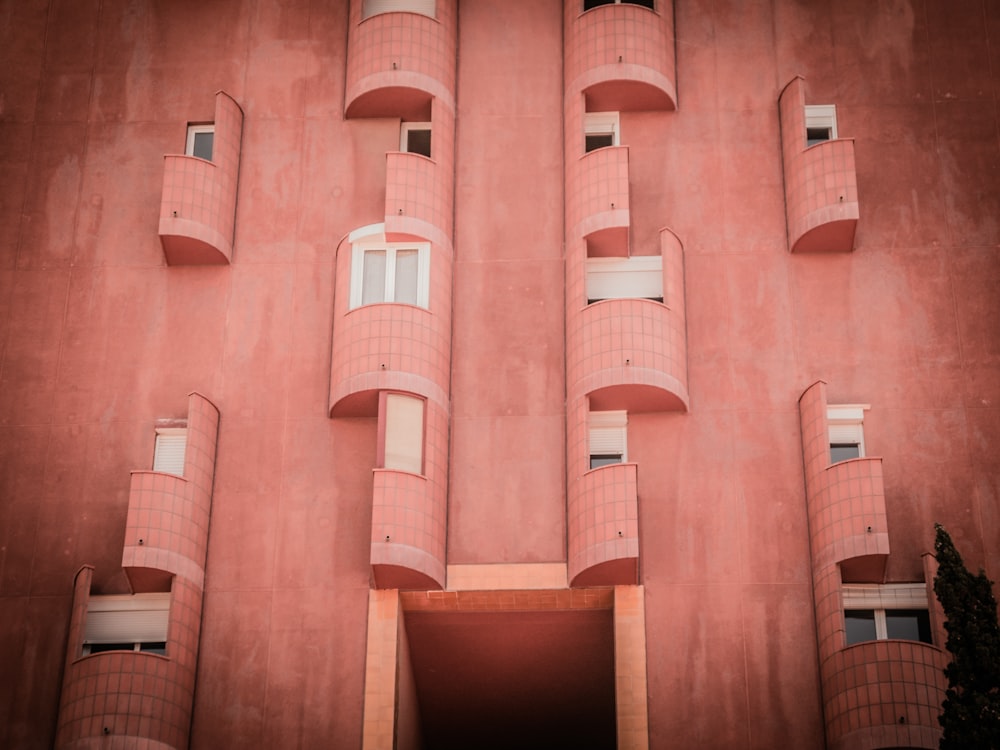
[153,428,187,476]
[589,410,628,465]
[586,255,663,302]
[805,104,838,145]
[349,241,431,309]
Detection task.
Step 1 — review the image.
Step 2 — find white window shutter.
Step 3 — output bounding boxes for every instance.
[362,250,387,305]
[394,249,420,305]
[384,394,424,474]
[589,411,627,459]
[153,430,187,476]
[84,594,170,644]
[586,256,663,301]
[362,0,435,20]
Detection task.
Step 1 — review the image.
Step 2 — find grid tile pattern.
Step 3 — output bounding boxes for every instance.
[370,399,448,589]
[567,145,630,240]
[798,381,945,749]
[615,585,650,750]
[55,577,204,749]
[399,587,615,613]
[567,461,639,586]
[346,0,457,115]
[779,77,858,253]
[564,0,676,110]
[158,92,243,265]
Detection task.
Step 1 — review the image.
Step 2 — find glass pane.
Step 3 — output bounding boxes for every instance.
[88,642,134,653]
[394,249,419,305]
[590,454,623,470]
[406,129,431,158]
[806,127,831,146]
[584,0,614,8]
[193,131,214,160]
[140,641,168,654]
[885,610,932,643]
[362,250,387,305]
[585,133,615,152]
[844,610,877,645]
[830,443,861,463]
[624,0,655,7]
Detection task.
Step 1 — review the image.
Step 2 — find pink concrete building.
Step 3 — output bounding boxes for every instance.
[1,1,998,748]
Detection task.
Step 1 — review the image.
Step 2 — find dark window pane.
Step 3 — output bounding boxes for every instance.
[844,610,877,645]
[193,131,214,161]
[885,610,932,643]
[585,133,615,153]
[88,642,134,653]
[406,129,431,158]
[139,641,167,654]
[584,0,614,9]
[590,454,622,470]
[806,127,831,147]
[624,0,655,7]
[830,443,860,463]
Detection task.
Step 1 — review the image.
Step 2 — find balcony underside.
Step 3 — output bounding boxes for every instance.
[586,382,688,413]
[570,557,638,588]
[159,220,231,266]
[346,84,434,120]
[584,77,676,113]
[791,212,859,254]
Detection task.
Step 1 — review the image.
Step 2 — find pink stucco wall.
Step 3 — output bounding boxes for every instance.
[1,1,998,748]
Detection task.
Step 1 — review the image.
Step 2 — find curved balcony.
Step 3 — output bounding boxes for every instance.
[568,462,639,587]
[370,468,446,590]
[568,145,630,254]
[385,151,451,249]
[565,0,676,111]
[328,303,450,417]
[345,0,457,118]
[158,91,243,265]
[807,457,889,574]
[822,641,947,750]
[779,77,858,253]
[55,570,203,750]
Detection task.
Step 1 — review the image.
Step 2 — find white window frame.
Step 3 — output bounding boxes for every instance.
[349,241,431,309]
[400,122,432,157]
[153,427,187,476]
[362,0,435,20]
[827,404,867,463]
[842,583,931,643]
[83,593,170,654]
[589,411,627,469]
[805,105,838,146]
[185,124,215,160]
[584,112,620,152]
[586,255,663,303]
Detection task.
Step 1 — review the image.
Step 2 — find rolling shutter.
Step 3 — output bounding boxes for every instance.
[153,429,187,475]
[84,593,170,644]
[362,0,435,20]
[586,256,663,302]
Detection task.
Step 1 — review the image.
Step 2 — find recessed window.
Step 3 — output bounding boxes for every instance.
[805,105,837,147]
[584,0,654,9]
[842,584,933,646]
[584,112,620,153]
[383,393,424,474]
[400,122,432,158]
[827,405,866,464]
[153,428,187,476]
[586,256,662,304]
[185,125,215,161]
[83,593,170,656]
[589,411,627,470]
[362,0,435,19]
[350,242,430,309]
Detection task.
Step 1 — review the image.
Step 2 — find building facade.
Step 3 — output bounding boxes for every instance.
[1,0,998,748]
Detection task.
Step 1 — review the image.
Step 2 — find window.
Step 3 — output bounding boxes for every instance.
[383,393,424,474]
[589,411,627,470]
[153,428,187,476]
[83,593,170,656]
[586,256,663,304]
[362,0,435,19]
[349,242,430,309]
[842,584,932,645]
[805,105,837,146]
[584,112,620,153]
[827,405,866,464]
[185,124,214,161]
[401,122,432,158]
[584,0,654,10]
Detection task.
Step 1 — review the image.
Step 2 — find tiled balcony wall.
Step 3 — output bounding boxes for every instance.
[370,400,448,590]
[566,228,687,412]
[55,570,205,750]
[798,381,945,749]
[567,145,631,253]
[55,393,220,750]
[779,77,858,253]
[158,91,243,265]
[564,0,676,112]
[345,0,457,117]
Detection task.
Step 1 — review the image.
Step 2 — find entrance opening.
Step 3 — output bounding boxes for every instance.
[403,608,616,749]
